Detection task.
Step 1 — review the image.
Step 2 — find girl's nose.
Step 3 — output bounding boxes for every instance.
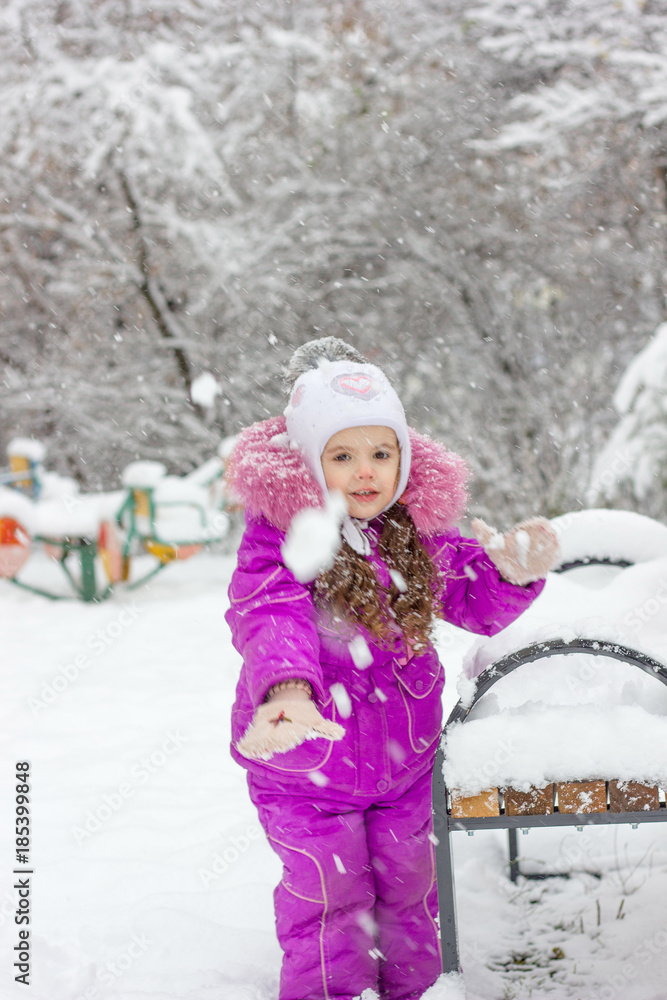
[356,463,374,479]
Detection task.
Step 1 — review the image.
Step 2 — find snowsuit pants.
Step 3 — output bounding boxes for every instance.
[247,765,441,1000]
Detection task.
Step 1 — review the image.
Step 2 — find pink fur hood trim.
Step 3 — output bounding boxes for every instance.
[225,415,470,535]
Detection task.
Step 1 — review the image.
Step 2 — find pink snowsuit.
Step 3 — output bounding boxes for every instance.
[225,417,545,1000]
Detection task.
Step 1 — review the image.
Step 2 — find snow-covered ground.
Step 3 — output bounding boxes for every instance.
[1,520,667,1000]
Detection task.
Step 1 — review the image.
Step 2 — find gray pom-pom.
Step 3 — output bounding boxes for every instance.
[283,336,366,391]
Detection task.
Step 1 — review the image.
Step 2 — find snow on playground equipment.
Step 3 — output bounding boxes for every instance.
[0,439,114,600]
[0,438,45,499]
[115,455,230,589]
[0,439,231,601]
[432,508,667,976]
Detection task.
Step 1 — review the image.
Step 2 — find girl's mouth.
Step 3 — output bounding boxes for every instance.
[352,490,379,501]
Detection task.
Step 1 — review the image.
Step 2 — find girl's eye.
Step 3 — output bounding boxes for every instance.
[333,453,350,462]
[375,451,389,460]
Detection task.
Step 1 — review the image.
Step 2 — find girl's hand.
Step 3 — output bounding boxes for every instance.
[236,685,345,761]
[471,516,560,586]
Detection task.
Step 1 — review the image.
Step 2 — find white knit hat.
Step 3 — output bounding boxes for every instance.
[284,359,411,535]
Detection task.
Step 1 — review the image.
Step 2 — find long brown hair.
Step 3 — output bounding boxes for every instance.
[314,503,442,651]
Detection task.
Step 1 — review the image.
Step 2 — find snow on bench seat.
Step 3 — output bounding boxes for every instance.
[461,556,667,688]
[551,508,667,569]
[443,701,667,797]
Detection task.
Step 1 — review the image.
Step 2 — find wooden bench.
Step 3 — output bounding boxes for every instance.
[432,636,667,974]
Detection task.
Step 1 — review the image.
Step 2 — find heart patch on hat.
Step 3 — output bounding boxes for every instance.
[331,373,382,400]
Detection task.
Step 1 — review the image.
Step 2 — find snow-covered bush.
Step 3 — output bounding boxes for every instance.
[590,323,667,518]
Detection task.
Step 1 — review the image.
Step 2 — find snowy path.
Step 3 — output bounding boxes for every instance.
[1,551,666,999]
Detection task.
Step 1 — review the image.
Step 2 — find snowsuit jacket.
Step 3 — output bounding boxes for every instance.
[225,415,545,797]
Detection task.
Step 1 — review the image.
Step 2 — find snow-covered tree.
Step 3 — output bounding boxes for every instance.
[463,0,667,151]
[438,0,667,513]
[589,322,667,518]
[1,0,666,523]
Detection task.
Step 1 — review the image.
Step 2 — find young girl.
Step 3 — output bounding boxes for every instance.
[225,338,559,1000]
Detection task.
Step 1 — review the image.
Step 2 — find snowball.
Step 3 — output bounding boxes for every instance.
[281,492,346,583]
[329,682,352,719]
[348,634,373,669]
[191,372,221,408]
[333,853,347,874]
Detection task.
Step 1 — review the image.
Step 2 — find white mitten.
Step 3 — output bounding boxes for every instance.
[470,516,560,586]
[236,685,345,761]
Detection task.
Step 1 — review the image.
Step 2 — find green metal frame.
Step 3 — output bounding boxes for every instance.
[9,533,112,602]
[115,484,226,590]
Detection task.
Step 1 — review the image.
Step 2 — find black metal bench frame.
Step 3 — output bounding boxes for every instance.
[432,636,667,974]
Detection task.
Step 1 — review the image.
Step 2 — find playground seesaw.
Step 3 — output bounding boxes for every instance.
[0,438,234,602]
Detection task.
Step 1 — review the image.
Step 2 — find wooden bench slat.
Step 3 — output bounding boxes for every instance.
[556,780,607,814]
[450,788,500,818]
[448,780,663,818]
[504,784,554,816]
[608,779,660,813]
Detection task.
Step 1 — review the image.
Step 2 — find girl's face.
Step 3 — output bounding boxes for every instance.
[321,425,400,519]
